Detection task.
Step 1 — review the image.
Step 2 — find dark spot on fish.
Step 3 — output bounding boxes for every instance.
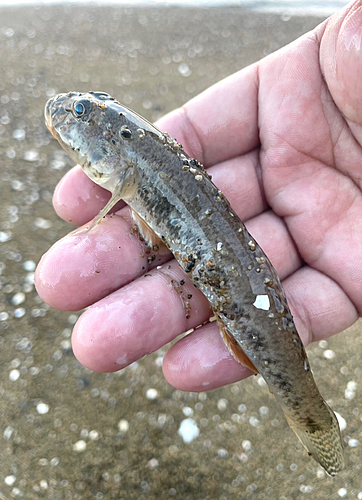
[187,294,192,299]
[180,280,185,286]
[185,254,196,273]
[250,338,265,350]
[304,417,321,432]
[276,376,293,394]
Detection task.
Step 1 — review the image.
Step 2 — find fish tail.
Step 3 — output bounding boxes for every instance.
[284,404,345,476]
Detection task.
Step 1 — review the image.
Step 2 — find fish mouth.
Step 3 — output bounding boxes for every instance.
[44,96,56,137]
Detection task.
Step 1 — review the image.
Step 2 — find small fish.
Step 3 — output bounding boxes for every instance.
[45,91,345,475]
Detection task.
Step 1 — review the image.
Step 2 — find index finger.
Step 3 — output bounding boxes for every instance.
[156,64,260,167]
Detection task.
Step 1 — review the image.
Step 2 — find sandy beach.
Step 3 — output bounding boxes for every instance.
[0,3,361,499]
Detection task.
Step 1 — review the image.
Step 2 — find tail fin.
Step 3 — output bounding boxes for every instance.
[285,404,345,476]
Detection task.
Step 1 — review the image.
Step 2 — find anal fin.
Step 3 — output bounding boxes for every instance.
[215,313,259,374]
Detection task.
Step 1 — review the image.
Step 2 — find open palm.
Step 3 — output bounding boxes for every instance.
[36,2,362,392]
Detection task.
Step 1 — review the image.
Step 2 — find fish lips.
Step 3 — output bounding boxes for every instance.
[44,96,57,137]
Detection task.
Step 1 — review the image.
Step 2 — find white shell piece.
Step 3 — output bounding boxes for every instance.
[253,295,270,311]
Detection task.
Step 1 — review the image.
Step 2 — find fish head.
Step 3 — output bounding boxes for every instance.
[45,91,139,192]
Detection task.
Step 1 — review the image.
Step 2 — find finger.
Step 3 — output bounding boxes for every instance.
[53,165,125,225]
[285,266,358,343]
[156,63,259,167]
[207,150,266,222]
[320,1,362,147]
[71,262,211,372]
[163,266,357,391]
[163,322,252,392]
[245,211,301,281]
[35,207,300,311]
[35,207,170,310]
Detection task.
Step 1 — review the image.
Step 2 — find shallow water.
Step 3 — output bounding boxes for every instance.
[0,3,361,499]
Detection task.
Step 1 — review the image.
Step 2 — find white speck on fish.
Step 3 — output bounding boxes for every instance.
[253,295,270,311]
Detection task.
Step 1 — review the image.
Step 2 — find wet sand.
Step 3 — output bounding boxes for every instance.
[0,3,361,499]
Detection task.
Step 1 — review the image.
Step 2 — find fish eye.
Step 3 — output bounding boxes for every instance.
[74,102,85,116]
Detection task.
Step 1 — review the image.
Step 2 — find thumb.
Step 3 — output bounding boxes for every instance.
[320,0,362,143]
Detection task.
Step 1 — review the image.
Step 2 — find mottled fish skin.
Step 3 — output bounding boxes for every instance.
[45,91,345,475]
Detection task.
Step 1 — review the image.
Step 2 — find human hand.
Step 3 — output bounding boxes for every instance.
[36,1,362,391]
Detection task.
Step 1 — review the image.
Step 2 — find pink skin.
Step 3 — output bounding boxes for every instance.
[36,1,362,391]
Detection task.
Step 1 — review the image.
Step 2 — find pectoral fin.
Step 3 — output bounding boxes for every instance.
[87,185,124,231]
[215,313,259,374]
